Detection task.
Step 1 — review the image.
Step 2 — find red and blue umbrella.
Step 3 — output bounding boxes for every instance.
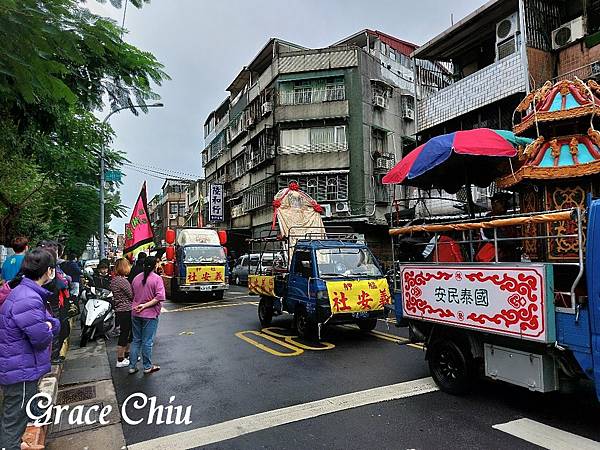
[382,128,531,194]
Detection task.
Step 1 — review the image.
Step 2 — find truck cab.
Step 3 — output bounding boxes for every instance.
[163,228,229,300]
[257,233,391,340]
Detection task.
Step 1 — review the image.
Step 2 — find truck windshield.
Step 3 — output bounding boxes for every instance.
[316,248,382,278]
[183,246,226,264]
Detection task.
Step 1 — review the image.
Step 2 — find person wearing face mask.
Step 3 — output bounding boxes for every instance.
[38,241,72,363]
[0,248,60,450]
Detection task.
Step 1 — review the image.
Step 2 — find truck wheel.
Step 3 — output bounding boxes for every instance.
[258,296,274,327]
[213,290,224,300]
[428,339,474,395]
[357,318,378,332]
[294,307,317,341]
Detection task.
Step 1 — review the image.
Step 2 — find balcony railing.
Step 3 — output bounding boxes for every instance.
[247,145,275,170]
[279,141,347,155]
[279,86,346,106]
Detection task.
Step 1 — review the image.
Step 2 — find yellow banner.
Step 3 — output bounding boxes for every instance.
[326,278,391,314]
[185,266,225,284]
[248,275,276,297]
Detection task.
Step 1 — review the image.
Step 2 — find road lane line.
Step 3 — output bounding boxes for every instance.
[493,418,600,450]
[164,302,254,313]
[128,377,439,450]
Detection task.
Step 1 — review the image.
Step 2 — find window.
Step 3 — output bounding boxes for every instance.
[380,42,387,54]
[242,180,277,211]
[294,81,312,104]
[372,128,387,154]
[280,126,347,154]
[278,173,348,202]
[326,178,338,201]
[389,50,396,61]
[293,250,312,278]
[307,178,318,199]
[279,77,345,105]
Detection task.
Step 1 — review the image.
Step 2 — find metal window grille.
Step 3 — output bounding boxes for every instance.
[278,173,348,202]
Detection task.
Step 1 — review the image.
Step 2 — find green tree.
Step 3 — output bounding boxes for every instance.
[0,0,168,254]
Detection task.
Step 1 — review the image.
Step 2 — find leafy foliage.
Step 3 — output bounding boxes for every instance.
[0,0,168,255]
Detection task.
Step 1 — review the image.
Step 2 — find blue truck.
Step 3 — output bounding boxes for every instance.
[256,230,391,340]
[389,200,600,400]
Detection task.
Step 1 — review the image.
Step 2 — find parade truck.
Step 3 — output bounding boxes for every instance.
[162,227,228,300]
[251,183,391,340]
[385,78,600,400]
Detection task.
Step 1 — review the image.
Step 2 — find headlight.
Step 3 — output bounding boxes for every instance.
[316,290,328,301]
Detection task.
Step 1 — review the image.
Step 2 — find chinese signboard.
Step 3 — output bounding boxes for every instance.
[209,184,224,222]
[325,278,391,314]
[400,265,550,342]
[248,275,276,297]
[185,265,225,284]
[105,169,122,182]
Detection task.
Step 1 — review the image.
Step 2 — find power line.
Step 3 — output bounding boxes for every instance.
[122,163,197,180]
[125,161,201,179]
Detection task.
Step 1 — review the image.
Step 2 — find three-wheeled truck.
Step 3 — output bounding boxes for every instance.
[386,78,600,400]
[252,183,391,339]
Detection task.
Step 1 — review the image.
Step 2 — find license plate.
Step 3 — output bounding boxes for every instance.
[352,312,369,319]
[199,285,212,292]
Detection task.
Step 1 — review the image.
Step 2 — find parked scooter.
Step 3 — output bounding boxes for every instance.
[79,281,115,347]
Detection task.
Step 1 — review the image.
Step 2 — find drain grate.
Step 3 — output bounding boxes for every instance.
[49,401,104,437]
[56,385,96,404]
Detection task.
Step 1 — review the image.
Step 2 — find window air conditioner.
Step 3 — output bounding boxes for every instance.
[552,17,585,50]
[335,202,349,213]
[496,12,519,44]
[321,204,332,218]
[373,94,387,108]
[403,108,415,120]
[261,102,273,116]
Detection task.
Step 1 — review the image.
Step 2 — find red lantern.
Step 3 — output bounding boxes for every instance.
[163,262,175,277]
[166,246,175,261]
[165,228,176,245]
[218,230,227,245]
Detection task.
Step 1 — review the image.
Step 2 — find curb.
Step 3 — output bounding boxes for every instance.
[21,317,74,449]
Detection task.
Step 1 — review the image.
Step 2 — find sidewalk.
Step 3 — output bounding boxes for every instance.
[44,322,126,450]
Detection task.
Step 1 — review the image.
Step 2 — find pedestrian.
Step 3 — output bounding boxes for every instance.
[111,258,133,368]
[129,256,165,375]
[1,236,29,282]
[127,252,147,284]
[0,248,60,450]
[94,258,112,291]
[39,241,71,364]
[60,253,82,299]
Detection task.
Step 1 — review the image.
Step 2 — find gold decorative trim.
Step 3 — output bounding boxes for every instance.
[496,159,600,188]
[514,105,600,135]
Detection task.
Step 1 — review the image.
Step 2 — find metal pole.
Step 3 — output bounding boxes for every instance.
[99,103,164,258]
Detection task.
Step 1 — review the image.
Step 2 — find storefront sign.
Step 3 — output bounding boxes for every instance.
[209,184,224,222]
[400,265,549,342]
[325,278,391,314]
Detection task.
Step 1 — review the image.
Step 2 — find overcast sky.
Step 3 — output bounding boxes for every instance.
[88,0,487,233]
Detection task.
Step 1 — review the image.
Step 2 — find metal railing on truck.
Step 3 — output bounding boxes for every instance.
[389,208,584,314]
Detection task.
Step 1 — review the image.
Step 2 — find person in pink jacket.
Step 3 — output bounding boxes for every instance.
[128,257,165,375]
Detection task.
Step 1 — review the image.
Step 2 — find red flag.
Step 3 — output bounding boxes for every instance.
[124,182,155,258]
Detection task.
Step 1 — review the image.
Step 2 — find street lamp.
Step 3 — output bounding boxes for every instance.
[99,102,164,258]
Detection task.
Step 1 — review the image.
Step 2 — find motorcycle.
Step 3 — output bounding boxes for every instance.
[79,284,115,347]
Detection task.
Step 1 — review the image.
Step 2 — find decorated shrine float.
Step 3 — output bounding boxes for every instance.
[385,78,600,400]
[248,183,391,340]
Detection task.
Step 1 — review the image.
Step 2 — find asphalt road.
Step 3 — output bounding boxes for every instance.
[106,286,600,450]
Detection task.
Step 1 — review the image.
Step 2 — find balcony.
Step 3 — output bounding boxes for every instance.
[374,154,395,171]
[277,87,348,123]
[247,145,276,170]
[416,53,527,133]
[231,204,245,219]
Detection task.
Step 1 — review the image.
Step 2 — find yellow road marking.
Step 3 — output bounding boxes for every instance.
[165,301,254,313]
[261,327,335,351]
[235,330,304,357]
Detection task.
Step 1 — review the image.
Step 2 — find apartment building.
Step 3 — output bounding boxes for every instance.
[202,31,418,262]
[408,0,600,215]
[184,179,205,228]
[148,179,190,245]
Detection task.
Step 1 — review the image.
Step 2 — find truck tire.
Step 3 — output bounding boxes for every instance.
[294,307,318,341]
[357,318,378,332]
[258,296,274,327]
[428,339,475,395]
[213,290,224,300]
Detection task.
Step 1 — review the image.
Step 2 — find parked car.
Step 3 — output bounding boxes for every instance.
[231,253,277,285]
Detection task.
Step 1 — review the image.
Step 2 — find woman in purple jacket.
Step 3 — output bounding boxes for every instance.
[0,248,60,450]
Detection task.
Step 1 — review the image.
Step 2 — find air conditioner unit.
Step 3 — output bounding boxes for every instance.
[321,204,332,218]
[261,102,273,116]
[335,202,349,213]
[373,94,387,108]
[496,37,517,61]
[403,108,415,120]
[552,17,585,50]
[496,12,519,45]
